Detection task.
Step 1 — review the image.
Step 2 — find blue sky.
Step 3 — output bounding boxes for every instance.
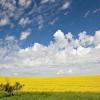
[0,0,100,76]
[0,0,100,48]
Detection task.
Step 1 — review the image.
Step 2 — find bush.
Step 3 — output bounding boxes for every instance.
[0,82,24,96]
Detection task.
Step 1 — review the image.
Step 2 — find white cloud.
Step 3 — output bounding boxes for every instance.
[20,31,31,40]
[94,30,100,46]
[61,1,71,10]
[19,17,31,26]
[83,8,100,18]
[54,30,65,41]
[84,10,90,18]
[0,30,100,76]
[78,31,94,47]
[76,46,91,56]
[0,18,9,26]
[5,35,15,41]
[49,17,59,25]
[92,8,100,14]
[36,15,44,30]
[0,0,16,23]
[41,0,49,4]
[0,0,71,29]
[66,32,73,40]
[18,0,31,7]
[41,0,55,4]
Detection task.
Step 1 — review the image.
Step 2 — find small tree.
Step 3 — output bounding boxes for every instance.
[0,82,24,96]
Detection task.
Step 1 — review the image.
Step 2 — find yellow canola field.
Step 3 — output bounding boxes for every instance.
[0,75,100,92]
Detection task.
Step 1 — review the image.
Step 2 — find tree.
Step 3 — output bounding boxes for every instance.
[0,82,24,96]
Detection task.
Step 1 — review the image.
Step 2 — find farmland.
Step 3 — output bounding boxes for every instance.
[0,75,100,92]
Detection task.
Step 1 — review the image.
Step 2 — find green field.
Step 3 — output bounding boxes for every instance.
[0,92,100,100]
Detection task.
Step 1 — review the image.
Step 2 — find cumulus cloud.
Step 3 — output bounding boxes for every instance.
[94,30,100,46]
[20,30,31,40]
[0,30,100,76]
[78,31,94,47]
